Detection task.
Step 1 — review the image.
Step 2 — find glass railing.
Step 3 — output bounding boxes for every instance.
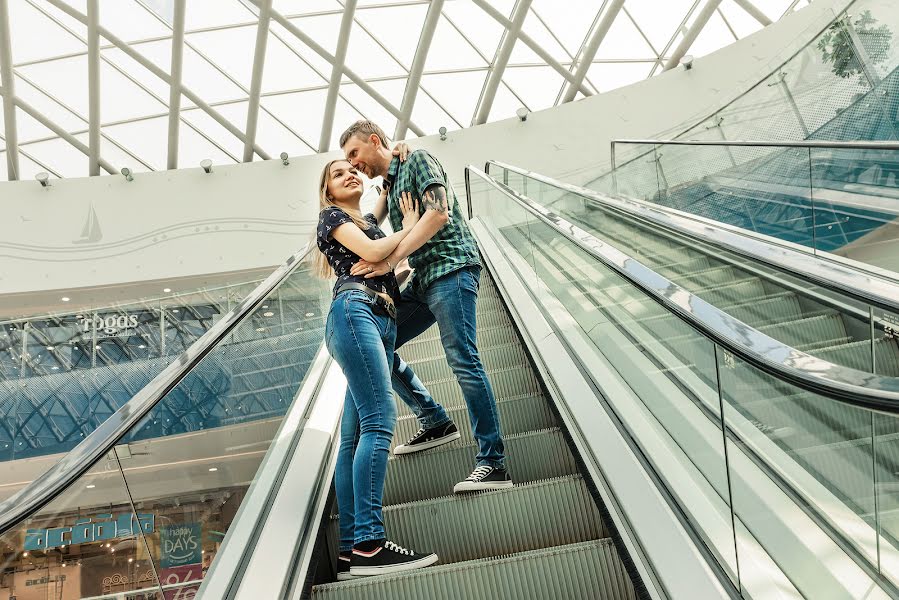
[606,139,899,276]
[0,276,329,476]
[0,250,330,599]
[468,165,899,597]
[488,160,899,380]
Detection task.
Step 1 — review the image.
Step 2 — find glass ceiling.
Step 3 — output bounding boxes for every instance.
[0,0,812,181]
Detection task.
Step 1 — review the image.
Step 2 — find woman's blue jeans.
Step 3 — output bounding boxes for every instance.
[325,290,397,551]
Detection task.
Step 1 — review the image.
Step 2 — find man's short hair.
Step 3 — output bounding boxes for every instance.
[339,120,390,150]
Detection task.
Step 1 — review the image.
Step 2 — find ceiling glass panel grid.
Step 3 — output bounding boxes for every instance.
[1,0,815,179]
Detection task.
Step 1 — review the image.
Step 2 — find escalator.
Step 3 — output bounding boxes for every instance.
[1,164,898,599]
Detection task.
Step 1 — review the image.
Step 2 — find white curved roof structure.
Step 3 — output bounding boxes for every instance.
[0,0,811,181]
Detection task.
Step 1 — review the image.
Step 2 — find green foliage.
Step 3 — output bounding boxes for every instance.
[817,10,892,81]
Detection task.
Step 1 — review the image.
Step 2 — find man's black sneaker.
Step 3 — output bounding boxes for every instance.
[453,465,514,493]
[336,552,356,581]
[393,421,461,455]
[349,539,439,576]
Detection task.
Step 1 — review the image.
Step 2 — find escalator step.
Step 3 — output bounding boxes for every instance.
[311,538,635,600]
[328,475,606,566]
[411,343,530,386]
[757,313,848,349]
[383,427,577,505]
[392,393,556,451]
[396,364,542,417]
[400,324,521,363]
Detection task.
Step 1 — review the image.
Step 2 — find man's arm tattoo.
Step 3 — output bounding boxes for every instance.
[423,184,450,213]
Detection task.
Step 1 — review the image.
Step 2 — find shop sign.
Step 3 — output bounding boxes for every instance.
[160,564,202,600]
[80,314,140,337]
[25,512,155,551]
[160,523,202,569]
[26,575,67,586]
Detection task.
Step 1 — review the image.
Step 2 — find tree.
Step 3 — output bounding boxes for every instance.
[817,10,892,83]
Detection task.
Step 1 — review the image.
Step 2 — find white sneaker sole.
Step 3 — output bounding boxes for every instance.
[349,552,439,576]
[393,431,461,455]
[453,480,514,493]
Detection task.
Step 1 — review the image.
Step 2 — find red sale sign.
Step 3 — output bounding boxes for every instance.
[159,564,202,600]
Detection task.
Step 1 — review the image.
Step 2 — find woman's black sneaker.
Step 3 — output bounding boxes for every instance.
[453,465,514,493]
[336,552,355,581]
[350,539,438,576]
[393,421,460,455]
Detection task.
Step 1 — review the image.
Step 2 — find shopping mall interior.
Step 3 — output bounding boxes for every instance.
[2,0,899,598]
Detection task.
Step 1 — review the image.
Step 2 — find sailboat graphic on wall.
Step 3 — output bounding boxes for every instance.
[74,203,103,244]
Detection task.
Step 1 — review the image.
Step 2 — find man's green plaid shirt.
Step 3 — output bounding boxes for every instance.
[386,150,480,295]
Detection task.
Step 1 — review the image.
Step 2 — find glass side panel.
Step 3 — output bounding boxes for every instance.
[810,147,899,274]
[0,263,329,598]
[470,174,740,586]
[494,169,878,374]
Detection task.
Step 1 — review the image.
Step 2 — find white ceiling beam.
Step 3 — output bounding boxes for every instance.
[14,95,116,174]
[44,0,271,160]
[561,0,625,103]
[87,0,100,176]
[166,0,186,170]
[394,0,444,140]
[244,0,273,162]
[663,0,724,71]
[472,0,591,98]
[732,0,772,26]
[255,0,425,137]
[0,0,20,180]
[473,0,532,126]
[319,0,357,152]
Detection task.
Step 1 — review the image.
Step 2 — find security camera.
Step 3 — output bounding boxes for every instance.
[680,55,694,70]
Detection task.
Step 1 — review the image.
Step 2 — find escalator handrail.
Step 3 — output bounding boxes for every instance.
[468,166,899,412]
[0,243,315,537]
[485,159,899,316]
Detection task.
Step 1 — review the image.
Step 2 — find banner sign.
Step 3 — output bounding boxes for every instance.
[160,523,202,569]
[25,513,154,551]
[160,564,202,600]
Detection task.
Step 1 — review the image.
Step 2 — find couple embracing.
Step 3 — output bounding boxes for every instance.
[313,120,510,579]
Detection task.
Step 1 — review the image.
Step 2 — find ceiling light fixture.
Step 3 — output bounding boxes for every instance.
[680,55,694,70]
[35,172,51,187]
[61,297,70,302]
[200,159,213,174]
[163,288,172,293]
[516,107,529,122]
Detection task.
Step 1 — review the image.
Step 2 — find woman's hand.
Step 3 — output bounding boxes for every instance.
[392,142,411,162]
[399,191,420,230]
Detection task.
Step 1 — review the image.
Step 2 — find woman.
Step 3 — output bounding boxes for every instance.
[314,158,439,579]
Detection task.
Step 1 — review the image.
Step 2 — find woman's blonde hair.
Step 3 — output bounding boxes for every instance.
[311,159,371,279]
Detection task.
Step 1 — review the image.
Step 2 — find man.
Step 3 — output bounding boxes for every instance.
[340,120,511,492]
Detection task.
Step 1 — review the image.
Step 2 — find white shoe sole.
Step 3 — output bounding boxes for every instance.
[393,431,461,455]
[349,552,439,576]
[453,480,514,493]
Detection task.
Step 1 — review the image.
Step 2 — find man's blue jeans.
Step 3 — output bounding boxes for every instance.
[393,266,506,468]
[326,290,397,551]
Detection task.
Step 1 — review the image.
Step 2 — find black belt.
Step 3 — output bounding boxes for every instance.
[334,283,397,319]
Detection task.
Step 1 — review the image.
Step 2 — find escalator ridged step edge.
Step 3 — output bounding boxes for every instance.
[400,325,520,363]
[396,365,541,417]
[392,393,556,451]
[311,538,636,600]
[327,475,607,566]
[383,427,577,505]
[756,312,847,346]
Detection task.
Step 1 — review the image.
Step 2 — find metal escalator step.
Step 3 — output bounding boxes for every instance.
[312,538,634,600]
[383,428,577,505]
[400,324,520,363]
[695,277,767,305]
[657,264,743,288]
[797,336,854,353]
[412,343,530,386]
[328,476,606,567]
[396,365,542,418]
[723,292,804,327]
[413,308,512,343]
[809,339,873,371]
[392,393,556,451]
[757,313,848,349]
